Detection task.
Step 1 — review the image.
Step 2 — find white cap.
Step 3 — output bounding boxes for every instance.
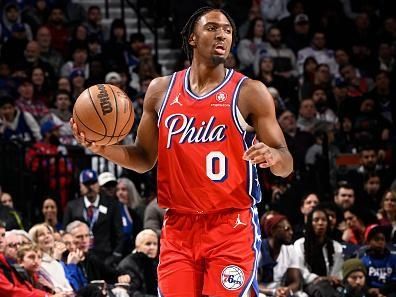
[98,172,117,186]
[105,72,122,83]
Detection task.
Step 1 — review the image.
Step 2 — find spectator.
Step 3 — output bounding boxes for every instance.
[21,0,51,33]
[68,24,89,57]
[238,4,262,39]
[15,78,49,123]
[98,171,118,199]
[294,206,344,297]
[361,173,383,213]
[83,6,104,42]
[126,32,145,75]
[0,2,33,42]
[66,220,117,283]
[262,26,297,78]
[339,64,370,99]
[30,65,52,106]
[46,7,70,58]
[296,98,318,133]
[57,77,71,94]
[334,181,356,211]
[237,17,266,74]
[28,223,73,293]
[104,71,122,89]
[297,31,337,76]
[360,224,396,297]
[278,0,306,37]
[69,69,86,101]
[25,119,71,208]
[300,63,333,102]
[0,193,24,230]
[117,229,159,297]
[47,90,74,145]
[258,214,305,297]
[311,87,338,125]
[1,192,13,208]
[63,169,124,266]
[377,190,396,242]
[0,94,41,143]
[259,0,289,27]
[342,207,367,246]
[1,23,30,66]
[340,258,368,297]
[102,19,128,70]
[322,201,343,242]
[116,177,144,254]
[35,26,63,76]
[42,197,62,232]
[294,193,320,239]
[60,47,89,79]
[285,13,311,54]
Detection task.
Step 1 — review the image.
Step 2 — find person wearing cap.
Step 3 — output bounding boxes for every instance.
[105,71,122,88]
[258,214,305,297]
[339,258,368,297]
[25,119,72,208]
[284,13,311,54]
[98,171,118,198]
[297,31,337,76]
[0,94,42,142]
[63,169,124,268]
[359,224,396,297]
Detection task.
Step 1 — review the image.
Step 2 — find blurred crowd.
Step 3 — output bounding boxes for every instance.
[0,0,396,296]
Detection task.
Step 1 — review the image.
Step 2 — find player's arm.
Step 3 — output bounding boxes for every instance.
[239,79,293,177]
[71,76,170,173]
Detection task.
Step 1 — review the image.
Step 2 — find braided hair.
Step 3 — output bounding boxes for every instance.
[180,6,237,63]
[304,205,335,276]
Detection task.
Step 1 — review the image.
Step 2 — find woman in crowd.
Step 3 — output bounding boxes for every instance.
[30,66,52,106]
[116,177,143,255]
[41,197,62,231]
[117,229,159,297]
[294,206,344,297]
[377,190,396,242]
[237,17,267,75]
[29,223,73,293]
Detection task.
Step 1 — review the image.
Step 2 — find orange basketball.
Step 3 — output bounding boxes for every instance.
[73,84,134,145]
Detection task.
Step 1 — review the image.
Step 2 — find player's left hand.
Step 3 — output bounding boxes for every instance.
[243,141,280,168]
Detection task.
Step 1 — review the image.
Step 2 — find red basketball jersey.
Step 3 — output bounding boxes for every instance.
[157,68,262,213]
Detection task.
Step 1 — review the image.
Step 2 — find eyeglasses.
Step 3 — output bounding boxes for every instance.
[7,242,21,248]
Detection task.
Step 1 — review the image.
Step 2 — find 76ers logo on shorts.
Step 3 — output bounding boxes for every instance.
[221,265,245,290]
[216,91,227,102]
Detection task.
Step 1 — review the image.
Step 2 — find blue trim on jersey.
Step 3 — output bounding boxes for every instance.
[184,67,234,100]
[157,73,177,126]
[240,207,261,297]
[243,132,262,205]
[231,76,248,135]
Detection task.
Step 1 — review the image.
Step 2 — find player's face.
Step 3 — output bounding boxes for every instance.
[191,11,233,65]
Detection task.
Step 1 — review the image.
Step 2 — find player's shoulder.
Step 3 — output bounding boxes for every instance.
[147,75,173,93]
[239,77,270,99]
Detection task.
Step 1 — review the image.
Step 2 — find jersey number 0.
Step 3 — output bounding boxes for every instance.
[206,151,227,182]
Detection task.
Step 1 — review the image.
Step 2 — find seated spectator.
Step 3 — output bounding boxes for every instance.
[334,181,356,212]
[30,66,53,107]
[66,220,117,284]
[69,69,86,102]
[339,258,368,297]
[42,197,62,232]
[0,221,64,297]
[296,98,318,133]
[377,190,396,241]
[0,94,41,143]
[60,47,89,80]
[1,2,33,42]
[237,17,266,75]
[359,224,396,297]
[46,7,70,58]
[0,193,24,230]
[311,87,338,125]
[46,90,74,145]
[258,214,305,297]
[294,206,344,297]
[16,243,55,294]
[15,78,49,124]
[343,208,367,246]
[294,193,320,239]
[28,223,73,293]
[321,202,343,242]
[117,229,159,297]
[339,64,369,99]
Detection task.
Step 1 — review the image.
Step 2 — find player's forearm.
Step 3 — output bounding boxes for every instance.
[96,144,156,173]
[270,148,293,177]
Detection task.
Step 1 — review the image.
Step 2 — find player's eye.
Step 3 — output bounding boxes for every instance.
[207,26,216,31]
[225,28,232,34]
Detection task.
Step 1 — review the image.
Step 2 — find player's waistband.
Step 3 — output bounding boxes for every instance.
[166,207,252,216]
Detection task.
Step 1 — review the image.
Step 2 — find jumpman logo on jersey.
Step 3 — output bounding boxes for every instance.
[170,93,182,106]
[233,214,247,228]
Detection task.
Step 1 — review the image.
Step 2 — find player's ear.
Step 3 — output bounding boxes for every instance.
[188,33,197,47]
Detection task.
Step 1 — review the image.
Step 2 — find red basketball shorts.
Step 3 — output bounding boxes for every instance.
[158,207,261,297]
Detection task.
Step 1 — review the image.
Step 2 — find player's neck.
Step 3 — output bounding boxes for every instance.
[189,61,226,92]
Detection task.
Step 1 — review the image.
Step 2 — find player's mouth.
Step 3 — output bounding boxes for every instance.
[214,44,226,55]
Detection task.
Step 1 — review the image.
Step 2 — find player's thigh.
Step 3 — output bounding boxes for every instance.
[202,209,260,297]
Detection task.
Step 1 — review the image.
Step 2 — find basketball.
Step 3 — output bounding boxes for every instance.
[73,84,134,145]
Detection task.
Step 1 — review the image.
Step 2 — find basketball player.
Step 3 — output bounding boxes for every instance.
[71,7,293,297]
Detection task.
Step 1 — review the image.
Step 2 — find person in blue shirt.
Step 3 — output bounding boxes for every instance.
[359,224,396,297]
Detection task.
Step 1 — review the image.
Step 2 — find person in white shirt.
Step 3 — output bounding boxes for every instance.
[294,205,344,297]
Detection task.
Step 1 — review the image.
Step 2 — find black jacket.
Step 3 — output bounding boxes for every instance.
[117,252,158,297]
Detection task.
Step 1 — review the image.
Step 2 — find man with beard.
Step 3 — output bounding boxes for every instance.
[340,258,368,297]
[258,214,305,297]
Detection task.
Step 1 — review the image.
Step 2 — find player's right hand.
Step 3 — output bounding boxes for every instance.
[70,118,104,154]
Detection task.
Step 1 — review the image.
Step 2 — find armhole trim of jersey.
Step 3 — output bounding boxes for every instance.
[157,73,177,126]
[232,76,254,134]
